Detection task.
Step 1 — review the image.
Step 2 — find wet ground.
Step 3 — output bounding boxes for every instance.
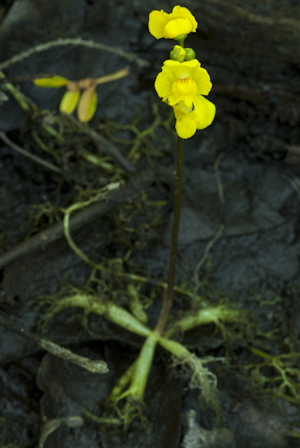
[0,0,300,447]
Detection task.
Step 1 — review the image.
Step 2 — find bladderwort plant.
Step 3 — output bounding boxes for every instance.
[33,5,254,429]
[108,4,217,419]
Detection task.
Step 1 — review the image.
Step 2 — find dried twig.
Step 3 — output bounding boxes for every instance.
[65,114,136,174]
[38,417,84,448]
[284,145,300,165]
[0,313,108,374]
[283,172,300,200]
[192,224,224,294]
[0,167,173,269]
[0,37,150,72]
[0,131,62,174]
[193,152,225,293]
[0,73,55,83]
[213,152,225,204]
[206,0,299,27]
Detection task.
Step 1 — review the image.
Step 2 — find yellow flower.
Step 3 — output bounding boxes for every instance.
[148,5,197,40]
[154,59,216,139]
[33,66,130,123]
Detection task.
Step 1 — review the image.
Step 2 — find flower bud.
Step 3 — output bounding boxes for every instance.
[185,48,196,61]
[33,75,69,88]
[170,45,186,62]
[77,86,97,123]
[59,87,80,115]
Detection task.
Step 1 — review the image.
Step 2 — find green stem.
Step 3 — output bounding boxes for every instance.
[154,136,184,335]
[174,34,187,49]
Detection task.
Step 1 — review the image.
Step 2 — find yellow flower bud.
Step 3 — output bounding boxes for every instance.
[170,45,186,62]
[77,86,97,123]
[33,75,69,88]
[59,87,80,115]
[185,48,196,61]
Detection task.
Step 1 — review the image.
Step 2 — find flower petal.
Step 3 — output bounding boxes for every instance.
[33,75,69,88]
[148,10,169,39]
[155,69,174,98]
[171,6,198,32]
[77,86,97,123]
[163,17,193,39]
[59,88,80,115]
[163,59,201,82]
[193,95,216,129]
[191,67,213,95]
[163,60,181,68]
[174,109,197,139]
[180,59,201,68]
[149,6,197,40]
[171,96,194,111]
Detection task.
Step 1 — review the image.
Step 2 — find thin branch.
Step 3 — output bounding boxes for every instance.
[207,0,300,27]
[192,224,225,295]
[193,152,226,294]
[38,417,83,448]
[213,152,225,204]
[65,114,136,174]
[283,172,300,200]
[0,38,150,72]
[0,131,62,174]
[0,73,55,83]
[0,167,173,269]
[0,313,108,374]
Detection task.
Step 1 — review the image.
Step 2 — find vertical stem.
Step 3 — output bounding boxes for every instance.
[154,136,184,335]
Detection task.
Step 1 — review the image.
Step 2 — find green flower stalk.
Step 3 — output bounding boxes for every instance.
[154,135,183,335]
[150,5,216,336]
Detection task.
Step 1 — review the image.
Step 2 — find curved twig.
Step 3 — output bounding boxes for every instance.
[65,114,136,174]
[0,167,174,269]
[0,313,108,374]
[0,37,150,71]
